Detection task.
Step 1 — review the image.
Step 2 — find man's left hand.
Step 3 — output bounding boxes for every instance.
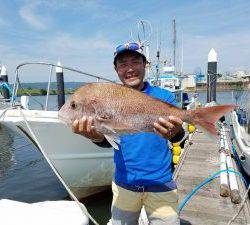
[153,116,183,140]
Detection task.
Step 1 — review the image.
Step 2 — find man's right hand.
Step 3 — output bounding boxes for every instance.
[72,116,105,143]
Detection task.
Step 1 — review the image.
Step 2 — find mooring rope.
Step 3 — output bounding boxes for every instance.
[0,107,14,120]
[227,184,250,225]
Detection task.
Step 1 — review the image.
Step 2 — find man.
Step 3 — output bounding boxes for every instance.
[72,42,185,225]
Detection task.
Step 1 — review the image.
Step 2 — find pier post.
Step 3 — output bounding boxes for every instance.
[207,48,217,103]
[219,129,230,197]
[0,65,10,101]
[56,62,65,110]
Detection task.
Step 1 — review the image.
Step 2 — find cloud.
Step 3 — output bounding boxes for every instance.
[1,0,249,83]
[42,0,133,21]
[0,32,117,83]
[182,30,250,74]
[19,1,48,30]
[0,17,9,28]
[38,33,113,58]
[36,33,116,80]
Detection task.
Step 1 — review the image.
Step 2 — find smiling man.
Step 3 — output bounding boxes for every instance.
[72,42,185,225]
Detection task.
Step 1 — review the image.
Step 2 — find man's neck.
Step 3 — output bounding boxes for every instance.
[140,82,147,91]
[136,82,145,91]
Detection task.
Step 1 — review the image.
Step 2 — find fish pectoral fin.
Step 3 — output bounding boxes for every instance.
[100,123,117,135]
[104,135,120,150]
[96,114,112,122]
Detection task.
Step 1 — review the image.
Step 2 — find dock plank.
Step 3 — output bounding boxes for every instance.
[176,131,249,225]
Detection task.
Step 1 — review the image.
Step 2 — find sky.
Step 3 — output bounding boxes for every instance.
[0,0,250,83]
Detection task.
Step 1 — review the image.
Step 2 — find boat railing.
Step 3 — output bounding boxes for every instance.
[11,62,115,111]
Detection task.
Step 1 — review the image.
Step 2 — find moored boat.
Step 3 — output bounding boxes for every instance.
[0,62,114,199]
[231,107,250,176]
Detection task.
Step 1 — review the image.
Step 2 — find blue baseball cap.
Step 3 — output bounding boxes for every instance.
[113,42,146,66]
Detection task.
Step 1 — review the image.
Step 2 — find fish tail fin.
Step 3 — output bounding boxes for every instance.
[187,105,236,135]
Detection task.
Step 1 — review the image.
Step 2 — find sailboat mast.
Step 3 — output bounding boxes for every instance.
[172,19,176,74]
[156,26,161,80]
[180,32,183,76]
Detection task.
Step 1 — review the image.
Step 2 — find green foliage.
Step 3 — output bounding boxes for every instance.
[40,89,47,95]
[51,90,57,95]
[16,88,75,96]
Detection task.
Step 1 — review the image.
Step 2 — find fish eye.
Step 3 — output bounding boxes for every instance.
[70,101,77,109]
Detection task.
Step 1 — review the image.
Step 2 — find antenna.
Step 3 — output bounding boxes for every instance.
[131,20,152,79]
[130,20,152,46]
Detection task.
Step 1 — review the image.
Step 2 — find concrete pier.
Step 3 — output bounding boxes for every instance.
[175,131,250,225]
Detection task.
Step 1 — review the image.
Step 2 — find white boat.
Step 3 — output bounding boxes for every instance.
[231,109,250,176]
[145,19,190,109]
[231,86,250,176]
[0,199,89,225]
[1,109,114,198]
[148,68,190,109]
[0,62,114,199]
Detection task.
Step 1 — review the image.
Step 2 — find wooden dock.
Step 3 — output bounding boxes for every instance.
[175,130,250,225]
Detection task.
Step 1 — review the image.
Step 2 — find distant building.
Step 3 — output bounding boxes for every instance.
[193,67,206,83]
[182,74,196,89]
[233,70,250,79]
[196,73,206,82]
[234,70,247,79]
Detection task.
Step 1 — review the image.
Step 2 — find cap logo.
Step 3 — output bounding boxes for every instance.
[125,43,130,49]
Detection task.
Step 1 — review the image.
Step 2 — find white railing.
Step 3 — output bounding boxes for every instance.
[11,62,115,110]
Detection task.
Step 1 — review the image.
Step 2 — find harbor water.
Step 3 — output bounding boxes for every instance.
[0,90,249,224]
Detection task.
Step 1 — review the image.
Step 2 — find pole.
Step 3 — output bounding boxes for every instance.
[172,19,176,74]
[0,66,10,100]
[180,32,183,76]
[156,26,160,81]
[56,62,65,110]
[207,48,217,103]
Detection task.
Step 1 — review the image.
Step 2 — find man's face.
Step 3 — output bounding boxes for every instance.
[115,52,146,90]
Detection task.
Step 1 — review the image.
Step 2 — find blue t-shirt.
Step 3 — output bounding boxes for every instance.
[114,82,177,187]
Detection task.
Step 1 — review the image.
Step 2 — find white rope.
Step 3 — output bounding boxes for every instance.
[0,107,15,120]
[227,184,250,225]
[17,107,99,225]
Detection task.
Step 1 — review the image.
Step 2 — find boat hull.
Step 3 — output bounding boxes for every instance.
[231,111,250,176]
[0,109,114,199]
